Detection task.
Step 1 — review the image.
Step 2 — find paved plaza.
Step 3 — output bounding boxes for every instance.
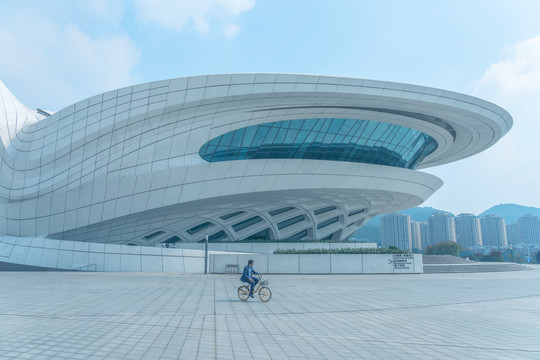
[1,267,540,360]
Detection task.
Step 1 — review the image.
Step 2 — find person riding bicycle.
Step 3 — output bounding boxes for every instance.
[240,259,259,298]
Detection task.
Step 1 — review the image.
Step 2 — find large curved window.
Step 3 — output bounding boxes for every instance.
[199,118,437,169]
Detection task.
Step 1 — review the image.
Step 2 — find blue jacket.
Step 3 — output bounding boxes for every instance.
[240,265,258,282]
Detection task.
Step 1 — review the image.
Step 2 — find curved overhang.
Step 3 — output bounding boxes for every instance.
[0,74,511,243]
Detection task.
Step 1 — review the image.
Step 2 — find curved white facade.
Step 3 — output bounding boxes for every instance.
[0,75,511,252]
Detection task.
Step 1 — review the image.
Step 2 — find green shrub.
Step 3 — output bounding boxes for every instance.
[273,248,410,255]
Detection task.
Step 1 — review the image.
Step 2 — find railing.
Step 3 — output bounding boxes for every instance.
[73,263,97,272]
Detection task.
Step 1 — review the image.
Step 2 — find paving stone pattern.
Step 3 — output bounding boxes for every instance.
[1,267,540,359]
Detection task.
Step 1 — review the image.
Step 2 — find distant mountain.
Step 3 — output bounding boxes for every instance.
[363,206,453,227]
[352,203,540,242]
[479,203,540,224]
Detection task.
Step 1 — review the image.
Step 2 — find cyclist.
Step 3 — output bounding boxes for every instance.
[240,259,259,298]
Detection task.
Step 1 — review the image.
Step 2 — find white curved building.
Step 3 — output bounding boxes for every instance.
[0,74,512,270]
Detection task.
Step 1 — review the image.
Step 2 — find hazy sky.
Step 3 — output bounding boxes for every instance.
[1,0,540,215]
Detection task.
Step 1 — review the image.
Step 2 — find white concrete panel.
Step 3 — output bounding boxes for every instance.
[88,252,105,271]
[237,254,268,274]
[120,255,141,272]
[362,254,394,274]
[162,256,185,272]
[57,250,74,269]
[179,249,202,257]
[121,245,141,255]
[89,242,105,253]
[40,248,59,268]
[141,247,162,255]
[105,244,122,254]
[330,254,363,273]
[104,254,121,271]
[30,237,45,248]
[141,255,163,272]
[276,243,304,251]
[177,243,204,250]
[15,237,32,246]
[267,254,299,274]
[302,243,329,251]
[209,243,227,252]
[299,254,330,274]
[414,254,423,273]
[44,239,61,250]
[251,243,278,254]
[25,247,43,266]
[73,242,90,252]
[60,240,75,251]
[212,254,239,274]
[8,243,28,264]
[225,243,252,253]
[0,241,14,258]
[72,251,90,269]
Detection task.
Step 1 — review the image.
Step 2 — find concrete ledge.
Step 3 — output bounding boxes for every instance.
[212,253,423,274]
[0,235,209,273]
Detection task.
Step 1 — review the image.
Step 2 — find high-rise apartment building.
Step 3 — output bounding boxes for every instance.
[381,213,412,250]
[420,222,430,249]
[428,213,456,244]
[456,213,482,248]
[517,214,540,244]
[410,220,422,250]
[480,215,507,247]
[506,223,520,245]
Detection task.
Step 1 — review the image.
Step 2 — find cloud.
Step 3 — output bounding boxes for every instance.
[0,14,140,110]
[224,24,242,38]
[423,34,540,215]
[133,0,254,36]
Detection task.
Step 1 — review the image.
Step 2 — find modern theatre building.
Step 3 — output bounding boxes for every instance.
[0,74,512,271]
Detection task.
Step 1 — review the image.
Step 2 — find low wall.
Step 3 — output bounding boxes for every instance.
[0,236,414,274]
[211,253,423,274]
[0,236,207,272]
[170,242,377,254]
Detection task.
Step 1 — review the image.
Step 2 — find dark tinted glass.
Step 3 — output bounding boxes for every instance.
[199,118,437,169]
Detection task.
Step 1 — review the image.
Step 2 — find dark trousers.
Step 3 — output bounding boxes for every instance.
[249,278,259,294]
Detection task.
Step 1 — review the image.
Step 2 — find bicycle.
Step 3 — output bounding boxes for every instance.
[238,275,272,302]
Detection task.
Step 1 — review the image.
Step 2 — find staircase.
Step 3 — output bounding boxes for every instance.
[422,255,533,273]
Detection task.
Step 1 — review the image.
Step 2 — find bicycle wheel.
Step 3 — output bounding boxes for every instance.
[238,286,250,301]
[258,286,272,302]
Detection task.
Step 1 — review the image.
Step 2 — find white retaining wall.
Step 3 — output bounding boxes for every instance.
[0,236,208,272]
[0,235,419,274]
[211,253,423,274]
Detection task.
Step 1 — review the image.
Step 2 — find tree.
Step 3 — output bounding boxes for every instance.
[424,241,462,256]
[536,251,540,263]
[479,250,503,262]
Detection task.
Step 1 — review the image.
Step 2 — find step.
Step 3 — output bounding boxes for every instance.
[423,263,533,273]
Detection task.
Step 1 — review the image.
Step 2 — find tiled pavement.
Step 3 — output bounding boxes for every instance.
[1,267,540,359]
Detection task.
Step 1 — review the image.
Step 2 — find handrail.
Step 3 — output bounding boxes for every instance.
[73,263,97,272]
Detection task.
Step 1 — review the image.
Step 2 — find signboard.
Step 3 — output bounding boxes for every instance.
[392,253,414,273]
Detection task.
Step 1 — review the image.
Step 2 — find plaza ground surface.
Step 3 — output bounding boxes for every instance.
[1,268,540,360]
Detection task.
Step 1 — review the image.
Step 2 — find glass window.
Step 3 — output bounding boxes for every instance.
[348,208,365,217]
[314,206,336,215]
[317,216,339,229]
[251,127,269,147]
[199,118,437,170]
[269,206,295,216]
[289,229,308,240]
[220,211,245,220]
[232,216,263,232]
[187,221,213,235]
[277,215,305,230]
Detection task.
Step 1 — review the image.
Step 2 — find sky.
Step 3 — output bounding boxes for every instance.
[1,0,540,215]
